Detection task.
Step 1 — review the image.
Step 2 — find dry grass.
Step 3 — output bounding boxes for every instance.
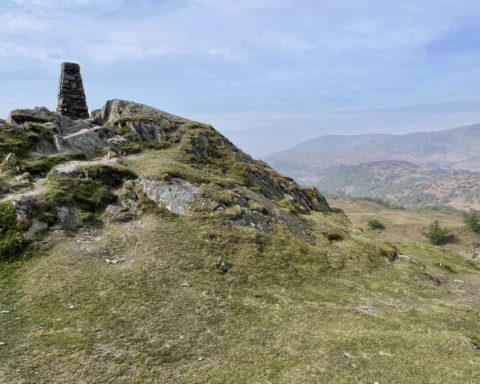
[1,143,480,383]
[1,203,480,383]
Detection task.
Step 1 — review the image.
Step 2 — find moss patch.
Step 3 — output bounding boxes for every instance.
[122,141,171,154]
[34,175,115,224]
[0,203,26,260]
[21,152,86,176]
[0,124,41,160]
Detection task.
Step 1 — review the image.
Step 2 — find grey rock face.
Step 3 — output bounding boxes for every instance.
[103,204,133,223]
[233,186,316,243]
[140,176,199,215]
[57,62,89,120]
[6,107,54,125]
[51,158,124,176]
[107,135,130,155]
[244,166,331,213]
[126,121,165,142]
[54,129,106,158]
[0,180,12,197]
[56,114,92,135]
[23,219,48,240]
[55,206,81,230]
[97,99,187,125]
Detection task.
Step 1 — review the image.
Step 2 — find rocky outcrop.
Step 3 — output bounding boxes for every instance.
[2,96,332,247]
[6,107,55,125]
[55,206,81,229]
[232,186,315,243]
[51,158,125,176]
[94,99,187,125]
[244,163,331,213]
[125,121,165,142]
[0,180,12,197]
[140,176,199,215]
[56,114,92,136]
[23,219,48,240]
[54,128,106,158]
[103,204,133,223]
[106,135,130,155]
[57,62,89,119]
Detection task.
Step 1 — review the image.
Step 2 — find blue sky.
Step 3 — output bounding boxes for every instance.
[1,0,480,155]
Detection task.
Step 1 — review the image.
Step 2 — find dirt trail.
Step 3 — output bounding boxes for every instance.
[0,177,47,203]
[0,154,146,204]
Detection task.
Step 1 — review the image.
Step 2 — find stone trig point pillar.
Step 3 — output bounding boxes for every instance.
[57,62,89,119]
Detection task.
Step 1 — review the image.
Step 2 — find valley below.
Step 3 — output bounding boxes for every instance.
[267,124,480,211]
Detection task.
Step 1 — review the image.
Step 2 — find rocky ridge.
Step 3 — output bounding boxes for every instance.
[0,99,331,255]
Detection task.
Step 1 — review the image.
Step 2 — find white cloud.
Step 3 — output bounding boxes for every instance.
[192,0,277,13]
[1,0,480,125]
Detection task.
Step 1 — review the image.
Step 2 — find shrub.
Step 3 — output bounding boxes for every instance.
[323,228,344,242]
[368,219,385,230]
[464,212,480,233]
[424,220,450,245]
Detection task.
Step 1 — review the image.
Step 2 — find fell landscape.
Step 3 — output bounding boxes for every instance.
[267,125,480,210]
[1,1,480,383]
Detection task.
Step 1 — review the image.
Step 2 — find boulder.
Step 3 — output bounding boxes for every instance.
[107,135,130,155]
[55,206,81,229]
[103,204,133,222]
[6,107,54,125]
[23,219,48,240]
[140,176,199,215]
[56,114,92,136]
[54,129,106,158]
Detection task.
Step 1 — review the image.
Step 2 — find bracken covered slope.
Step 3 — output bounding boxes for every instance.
[1,101,479,383]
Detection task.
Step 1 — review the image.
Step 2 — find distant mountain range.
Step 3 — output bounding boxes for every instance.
[266,123,480,210]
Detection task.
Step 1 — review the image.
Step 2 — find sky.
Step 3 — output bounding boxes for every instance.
[1,0,480,156]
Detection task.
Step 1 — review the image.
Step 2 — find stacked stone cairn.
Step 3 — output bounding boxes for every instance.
[57,62,89,120]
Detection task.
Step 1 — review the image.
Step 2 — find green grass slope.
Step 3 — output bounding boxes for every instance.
[1,103,480,383]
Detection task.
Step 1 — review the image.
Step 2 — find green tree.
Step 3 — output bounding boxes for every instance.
[464,212,480,233]
[424,220,450,245]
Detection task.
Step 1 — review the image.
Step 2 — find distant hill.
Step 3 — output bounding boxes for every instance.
[315,160,480,210]
[266,123,480,209]
[267,123,480,172]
